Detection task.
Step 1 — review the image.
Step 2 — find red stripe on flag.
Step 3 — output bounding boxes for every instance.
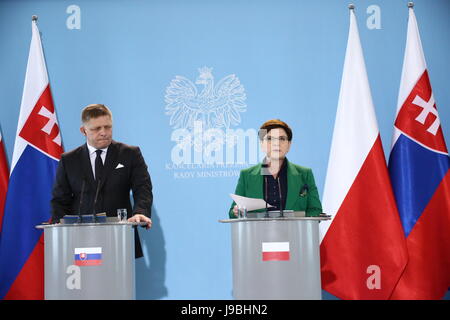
[320,137,408,300]
[391,172,450,299]
[262,251,290,261]
[3,234,44,300]
[75,259,102,266]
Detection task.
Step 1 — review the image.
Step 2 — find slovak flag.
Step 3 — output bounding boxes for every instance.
[74,247,103,266]
[0,129,9,231]
[319,8,408,300]
[388,6,450,300]
[0,19,63,299]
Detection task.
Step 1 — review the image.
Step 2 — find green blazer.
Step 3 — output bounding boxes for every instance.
[229,161,322,218]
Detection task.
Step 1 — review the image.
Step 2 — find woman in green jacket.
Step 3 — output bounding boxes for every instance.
[229,119,322,218]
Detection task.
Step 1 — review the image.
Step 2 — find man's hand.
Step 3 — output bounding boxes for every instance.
[128,214,152,229]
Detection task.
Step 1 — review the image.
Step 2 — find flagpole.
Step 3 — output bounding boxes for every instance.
[348,3,355,10]
[32,15,38,22]
[408,2,414,8]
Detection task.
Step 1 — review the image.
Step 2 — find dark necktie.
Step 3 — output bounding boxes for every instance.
[95,149,104,181]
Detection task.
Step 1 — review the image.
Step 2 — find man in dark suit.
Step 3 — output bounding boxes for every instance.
[51,104,152,258]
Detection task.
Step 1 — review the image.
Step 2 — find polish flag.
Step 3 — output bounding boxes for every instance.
[262,242,290,261]
[319,8,408,300]
[388,6,450,299]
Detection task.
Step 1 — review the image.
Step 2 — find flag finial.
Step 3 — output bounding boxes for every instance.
[31,15,38,22]
[407,2,414,8]
[348,4,355,10]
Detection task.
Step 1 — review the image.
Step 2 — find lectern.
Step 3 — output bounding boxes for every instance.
[220,212,330,300]
[36,221,140,300]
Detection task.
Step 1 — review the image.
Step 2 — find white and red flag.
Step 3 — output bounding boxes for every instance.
[388,6,450,300]
[262,242,290,261]
[319,8,408,300]
[0,18,63,299]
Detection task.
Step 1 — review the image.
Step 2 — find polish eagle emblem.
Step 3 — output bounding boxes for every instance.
[165,67,247,130]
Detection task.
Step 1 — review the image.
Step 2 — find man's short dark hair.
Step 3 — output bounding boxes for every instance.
[258,119,293,141]
[81,104,112,123]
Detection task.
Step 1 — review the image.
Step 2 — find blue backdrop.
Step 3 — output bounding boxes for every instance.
[0,0,449,299]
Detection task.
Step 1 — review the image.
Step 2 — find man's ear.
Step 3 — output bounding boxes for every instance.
[80,126,86,136]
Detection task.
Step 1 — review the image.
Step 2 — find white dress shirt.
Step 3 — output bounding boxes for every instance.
[86,143,108,180]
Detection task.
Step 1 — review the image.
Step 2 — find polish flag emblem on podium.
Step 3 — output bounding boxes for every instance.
[262,242,290,261]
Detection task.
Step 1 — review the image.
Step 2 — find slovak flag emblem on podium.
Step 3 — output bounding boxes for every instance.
[262,242,290,261]
[74,247,103,266]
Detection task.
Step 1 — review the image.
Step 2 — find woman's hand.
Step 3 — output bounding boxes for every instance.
[233,205,239,217]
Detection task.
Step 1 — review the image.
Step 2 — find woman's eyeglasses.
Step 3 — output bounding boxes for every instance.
[263,136,289,143]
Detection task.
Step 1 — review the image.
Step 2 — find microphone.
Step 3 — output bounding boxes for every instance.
[262,162,270,218]
[92,179,101,223]
[264,176,269,218]
[277,177,284,218]
[78,178,86,223]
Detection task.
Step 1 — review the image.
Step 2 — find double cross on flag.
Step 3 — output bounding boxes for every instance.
[18,86,63,159]
[395,70,446,152]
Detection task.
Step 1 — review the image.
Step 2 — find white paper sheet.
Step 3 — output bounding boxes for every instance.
[230,194,273,212]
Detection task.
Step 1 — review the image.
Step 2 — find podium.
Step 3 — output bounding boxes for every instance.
[36,221,140,300]
[220,212,330,300]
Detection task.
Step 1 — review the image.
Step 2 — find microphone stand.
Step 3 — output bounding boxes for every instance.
[92,179,101,223]
[264,176,269,218]
[78,179,86,223]
[277,177,284,218]
[262,161,270,218]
